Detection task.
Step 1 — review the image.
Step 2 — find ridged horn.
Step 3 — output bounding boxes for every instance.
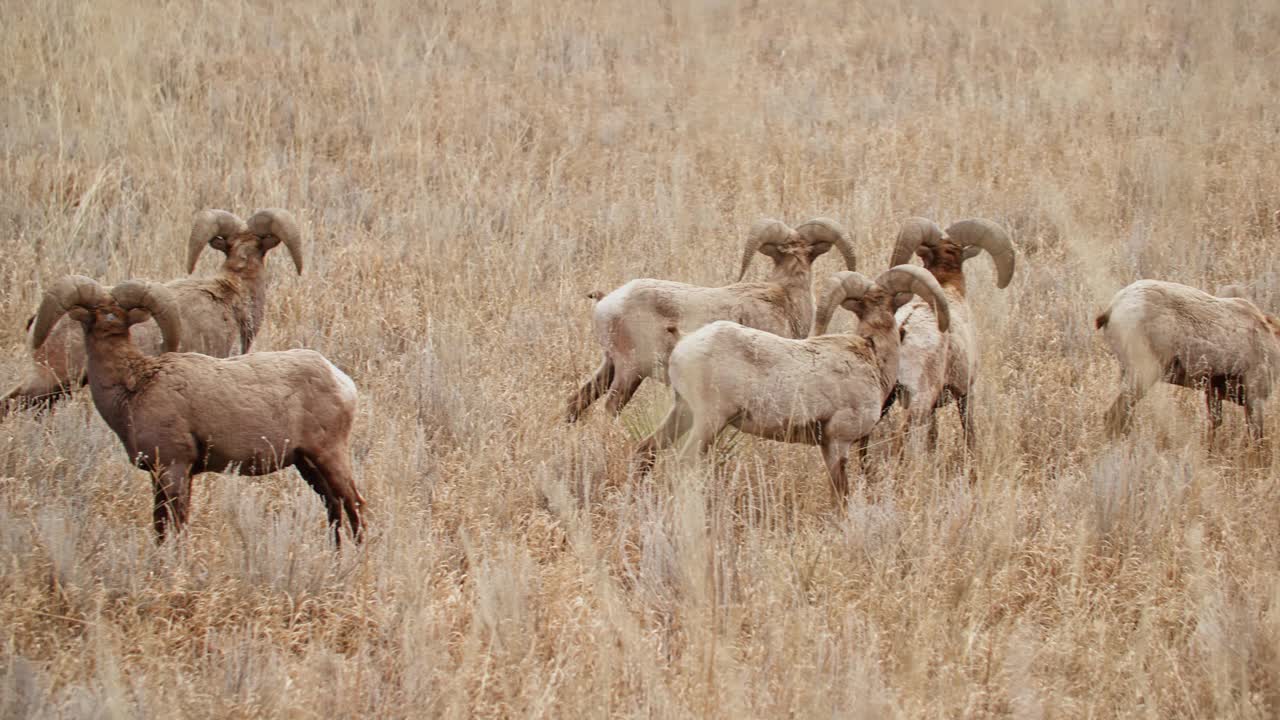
[110,281,182,353]
[736,219,796,281]
[946,218,1015,289]
[31,275,108,350]
[889,217,945,268]
[187,209,247,273]
[812,271,875,336]
[796,217,857,271]
[247,208,304,274]
[875,265,950,332]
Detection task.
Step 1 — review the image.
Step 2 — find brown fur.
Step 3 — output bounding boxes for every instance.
[45,284,364,546]
[3,216,300,417]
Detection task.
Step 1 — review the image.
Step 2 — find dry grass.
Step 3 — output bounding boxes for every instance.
[2,0,1280,716]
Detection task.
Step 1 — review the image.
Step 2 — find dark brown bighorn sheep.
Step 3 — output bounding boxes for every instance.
[632,266,950,504]
[3,208,304,416]
[884,217,1015,453]
[1097,279,1280,444]
[565,217,857,422]
[32,275,364,544]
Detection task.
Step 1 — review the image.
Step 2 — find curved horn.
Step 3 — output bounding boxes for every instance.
[187,209,247,273]
[31,275,107,350]
[875,265,950,332]
[945,218,1015,289]
[110,281,182,353]
[247,209,304,274]
[812,271,875,336]
[889,217,944,268]
[736,219,795,281]
[796,217,857,271]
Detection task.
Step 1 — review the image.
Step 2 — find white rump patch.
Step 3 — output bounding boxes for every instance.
[323,357,359,405]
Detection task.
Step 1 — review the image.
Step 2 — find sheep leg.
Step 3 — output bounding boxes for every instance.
[322,454,366,544]
[295,460,339,541]
[632,395,693,477]
[1245,398,1265,445]
[1205,380,1225,448]
[956,393,975,454]
[1104,372,1156,438]
[925,414,939,451]
[603,369,643,416]
[677,414,724,465]
[565,355,615,423]
[298,455,364,546]
[820,438,853,506]
[151,465,192,543]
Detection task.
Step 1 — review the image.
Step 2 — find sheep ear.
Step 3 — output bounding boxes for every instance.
[962,245,982,260]
[125,308,152,326]
[892,292,914,309]
[209,236,231,254]
[68,308,92,323]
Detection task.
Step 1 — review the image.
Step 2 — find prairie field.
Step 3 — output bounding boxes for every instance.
[3,0,1280,716]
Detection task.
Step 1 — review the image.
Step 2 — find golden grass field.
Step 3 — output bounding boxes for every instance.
[2,0,1280,716]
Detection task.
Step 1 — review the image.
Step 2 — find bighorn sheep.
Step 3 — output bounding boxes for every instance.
[3,208,304,416]
[31,275,364,543]
[565,217,856,422]
[884,217,1015,452]
[1096,279,1280,443]
[632,266,950,502]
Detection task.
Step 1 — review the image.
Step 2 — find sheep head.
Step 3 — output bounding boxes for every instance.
[813,265,949,336]
[890,217,1014,289]
[187,208,304,276]
[32,276,181,353]
[736,217,856,281]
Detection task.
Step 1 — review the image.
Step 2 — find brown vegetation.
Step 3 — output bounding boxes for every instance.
[2,0,1280,716]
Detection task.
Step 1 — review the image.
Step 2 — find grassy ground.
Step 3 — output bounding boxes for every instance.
[2,0,1280,716]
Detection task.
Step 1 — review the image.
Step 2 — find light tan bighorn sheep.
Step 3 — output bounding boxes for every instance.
[565,217,856,422]
[632,266,949,504]
[3,208,304,416]
[32,275,364,544]
[883,217,1015,452]
[1096,279,1280,444]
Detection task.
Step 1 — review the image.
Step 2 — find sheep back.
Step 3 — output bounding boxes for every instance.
[101,349,357,474]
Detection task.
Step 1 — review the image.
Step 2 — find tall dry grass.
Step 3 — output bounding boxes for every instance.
[2,0,1280,716]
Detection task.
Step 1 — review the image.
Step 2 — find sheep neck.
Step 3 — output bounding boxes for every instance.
[215,261,268,352]
[764,257,816,337]
[855,311,902,399]
[924,263,967,296]
[82,329,162,435]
